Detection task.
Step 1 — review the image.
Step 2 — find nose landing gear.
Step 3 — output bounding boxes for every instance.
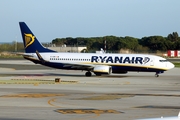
[155,73,159,77]
[155,71,164,77]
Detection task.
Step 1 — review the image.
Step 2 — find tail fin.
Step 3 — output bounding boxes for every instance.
[19,22,56,53]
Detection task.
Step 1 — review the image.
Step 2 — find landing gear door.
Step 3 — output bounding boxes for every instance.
[150,58,154,66]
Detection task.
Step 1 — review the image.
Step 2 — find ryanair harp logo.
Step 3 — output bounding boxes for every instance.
[24,33,35,48]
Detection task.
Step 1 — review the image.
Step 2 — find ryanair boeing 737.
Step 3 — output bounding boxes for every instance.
[19,22,174,77]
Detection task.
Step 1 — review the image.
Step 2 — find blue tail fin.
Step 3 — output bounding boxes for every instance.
[19,22,56,53]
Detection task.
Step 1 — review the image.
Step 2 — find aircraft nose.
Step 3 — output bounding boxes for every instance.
[168,62,174,69]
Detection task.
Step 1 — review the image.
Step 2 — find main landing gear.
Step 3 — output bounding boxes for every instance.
[85,71,92,77]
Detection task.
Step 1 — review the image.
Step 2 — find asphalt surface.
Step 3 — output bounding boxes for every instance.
[0,60,179,120]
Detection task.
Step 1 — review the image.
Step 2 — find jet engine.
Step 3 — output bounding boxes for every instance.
[93,66,112,76]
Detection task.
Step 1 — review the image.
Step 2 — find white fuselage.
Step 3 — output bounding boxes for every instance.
[27,52,174,72]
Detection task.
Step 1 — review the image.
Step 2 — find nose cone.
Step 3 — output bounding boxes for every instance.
[168,62,175,69]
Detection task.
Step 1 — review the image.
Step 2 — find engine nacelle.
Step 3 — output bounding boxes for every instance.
[93,66,112,75]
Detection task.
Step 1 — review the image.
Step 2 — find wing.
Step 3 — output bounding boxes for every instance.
[22,51,95,71]
[62,62,94,70]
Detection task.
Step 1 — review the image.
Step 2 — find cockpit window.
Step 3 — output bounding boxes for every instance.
[159,60,168,62]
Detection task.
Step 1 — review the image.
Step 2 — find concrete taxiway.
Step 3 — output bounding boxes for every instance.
[0,60,180,120]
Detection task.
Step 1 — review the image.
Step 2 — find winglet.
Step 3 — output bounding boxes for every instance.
[178,111,180,118]
[35,50,47,64]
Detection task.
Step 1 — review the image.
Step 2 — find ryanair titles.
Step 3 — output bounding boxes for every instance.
[91,56,150,64]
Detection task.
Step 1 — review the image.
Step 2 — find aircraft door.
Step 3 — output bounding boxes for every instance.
[150,58,154,66]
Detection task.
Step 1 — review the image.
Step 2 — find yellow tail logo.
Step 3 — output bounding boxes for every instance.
[24,33,35,48]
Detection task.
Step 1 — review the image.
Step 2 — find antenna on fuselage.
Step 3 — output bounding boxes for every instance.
[104,39,106,53]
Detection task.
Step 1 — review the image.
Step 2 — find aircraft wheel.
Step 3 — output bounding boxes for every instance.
[85,71,92,77]
[155,74,159,77]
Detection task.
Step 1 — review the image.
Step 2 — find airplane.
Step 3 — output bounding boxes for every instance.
[19,22,174,77]
[136,112,180,120]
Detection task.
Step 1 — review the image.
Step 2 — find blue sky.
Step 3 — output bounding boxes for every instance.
[1,0,180,42]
